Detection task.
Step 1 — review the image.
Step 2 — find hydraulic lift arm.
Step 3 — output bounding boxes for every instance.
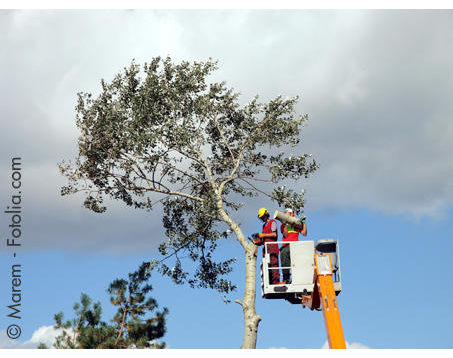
[302,254,346,349]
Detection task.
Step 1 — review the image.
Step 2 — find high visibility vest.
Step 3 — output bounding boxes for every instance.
[262,219,278,254]
[281,223,301,247]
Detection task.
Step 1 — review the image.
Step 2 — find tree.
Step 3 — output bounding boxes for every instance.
[42,262,167,349]
[59,56,318,348]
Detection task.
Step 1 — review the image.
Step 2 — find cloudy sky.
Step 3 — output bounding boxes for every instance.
[1,9,453,350]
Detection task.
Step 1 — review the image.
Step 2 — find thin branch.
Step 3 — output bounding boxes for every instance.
[138,184,204,202]
[212,115,236,163]
[238,177,273,199]
[193,147,216,190]
[115,304,128,346]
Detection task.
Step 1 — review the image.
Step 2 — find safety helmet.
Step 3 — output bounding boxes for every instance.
[258,207,268,218]
[284,208,294,214]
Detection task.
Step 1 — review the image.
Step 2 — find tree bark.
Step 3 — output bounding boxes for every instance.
[217,206,262,348]
[238,243,262,349]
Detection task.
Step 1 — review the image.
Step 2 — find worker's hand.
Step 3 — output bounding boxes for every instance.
[251,233,260,240]
[300,216,306,223]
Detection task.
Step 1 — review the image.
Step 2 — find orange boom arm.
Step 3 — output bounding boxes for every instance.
[302,254,346,349]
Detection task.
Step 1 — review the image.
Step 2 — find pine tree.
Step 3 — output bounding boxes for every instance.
[44,262,167,349]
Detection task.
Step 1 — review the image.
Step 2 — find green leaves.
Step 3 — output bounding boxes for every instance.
[60,56,318,302]
[47,264,167,349]
[271,186,306,216]
[155,196,237,296]
[270,153,318,182]
[107,262,168,348]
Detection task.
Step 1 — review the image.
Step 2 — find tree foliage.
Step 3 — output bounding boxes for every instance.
[59,56,318,299]
[60,56,318,348]
[41,263,167,349]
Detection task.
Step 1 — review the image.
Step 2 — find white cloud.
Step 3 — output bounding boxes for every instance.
[0,325,65,349]
[298,11,453,219]
[1,10,453,253]
[322,340,370,349]
[0,326,170,349]
[347,341,371,349]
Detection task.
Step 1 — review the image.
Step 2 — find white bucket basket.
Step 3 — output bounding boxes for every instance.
[260,239,342,304]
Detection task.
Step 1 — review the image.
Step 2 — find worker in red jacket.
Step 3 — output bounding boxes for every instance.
[252,207,281,285]
[280,208,307,283]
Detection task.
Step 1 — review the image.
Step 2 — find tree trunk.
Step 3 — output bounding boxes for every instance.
[238,243,262,349]
[217,206,262,348]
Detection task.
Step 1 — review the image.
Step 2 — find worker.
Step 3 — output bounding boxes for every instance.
[252,207,281,285]
[280,208,307,283]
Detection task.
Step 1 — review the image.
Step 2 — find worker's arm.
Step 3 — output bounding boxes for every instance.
[300,218,307,236]
[281,223,288,238]
[259,232,277,239]
[258,220,277,240]
[301,223,307,236]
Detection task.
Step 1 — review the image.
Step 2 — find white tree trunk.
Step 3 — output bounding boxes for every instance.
[217,206,262,348]
[238,243,262,349]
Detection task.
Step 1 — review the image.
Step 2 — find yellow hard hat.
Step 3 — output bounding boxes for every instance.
[258,207,268,218]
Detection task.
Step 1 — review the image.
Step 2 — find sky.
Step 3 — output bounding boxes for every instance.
[1,8,453,350]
